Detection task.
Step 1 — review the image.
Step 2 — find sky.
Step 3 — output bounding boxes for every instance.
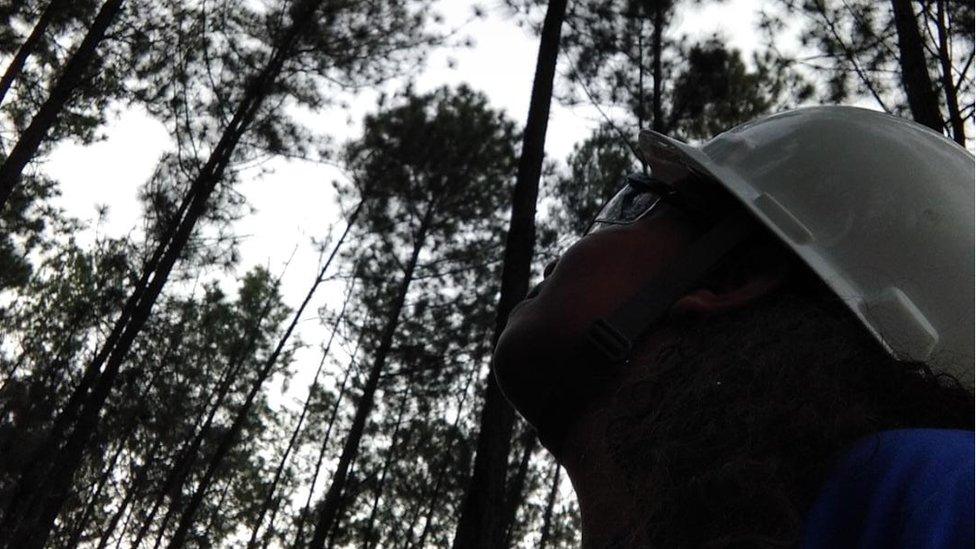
[38,0,765,417]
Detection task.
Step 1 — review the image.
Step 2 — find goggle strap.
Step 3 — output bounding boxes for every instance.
[586,209,757,364]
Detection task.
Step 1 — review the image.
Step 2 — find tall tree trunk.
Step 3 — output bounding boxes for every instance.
[891,0,945,133]
[63,423,136,548]
[133,275,290,548]
[292,341,362,548]
[66,323,183,548]
[934,0,965,144]
[0,0,66,112]
[135,362,251,546]
[637,16,645,132]
[94,440,160,549]
[8,301,186,544]
[650,0,664,133]
[452,1,567,548]
[0,0,124,211]
[0,0,189,514]
[325,459,359,549]
[308,200,437,549]
[7,184,196,524]
[363,387,410,549]
[166,202,361,549]
[246,272,358,548]
[0,1,325,544]
[502,429,538,548]
[537,464,561,549]
[203,478,235,536]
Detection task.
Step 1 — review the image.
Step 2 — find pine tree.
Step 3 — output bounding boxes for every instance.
[557,0,809,144]
[760,0,973,145]
[0,0,434,544]
[164,202,361,548]
[307,85,519,548]
[537,463,561,549]
[246,272,358,548]
[0,0,124,210]
[454,2,567,547]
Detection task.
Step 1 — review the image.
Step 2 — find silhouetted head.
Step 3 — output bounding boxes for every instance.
[492,110,974,547]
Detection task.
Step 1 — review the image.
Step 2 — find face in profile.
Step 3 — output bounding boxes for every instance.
[492,197,705,452]
[492,163,787,455]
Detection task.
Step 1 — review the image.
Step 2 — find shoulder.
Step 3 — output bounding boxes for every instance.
[802,429,974,549]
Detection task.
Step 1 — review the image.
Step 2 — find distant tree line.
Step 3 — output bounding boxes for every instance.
[0,0,970,547]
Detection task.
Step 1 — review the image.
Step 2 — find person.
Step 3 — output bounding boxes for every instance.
[492,106,975,548]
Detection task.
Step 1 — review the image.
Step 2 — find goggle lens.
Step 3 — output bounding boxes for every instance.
[586,175,663,234]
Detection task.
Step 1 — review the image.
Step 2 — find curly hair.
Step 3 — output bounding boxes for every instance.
[604,237,974,548]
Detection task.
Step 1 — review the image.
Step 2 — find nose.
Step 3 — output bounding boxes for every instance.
[525,259,558,301]
[543,258,558,279]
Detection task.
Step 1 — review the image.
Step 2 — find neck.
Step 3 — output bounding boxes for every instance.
[560,405,647,549]
[555,327,688,548]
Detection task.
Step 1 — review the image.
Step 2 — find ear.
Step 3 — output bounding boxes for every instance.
[671,265,789,317]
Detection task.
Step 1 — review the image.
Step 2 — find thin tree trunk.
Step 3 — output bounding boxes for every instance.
[292,339,363,549]
[166,202,361,549]
[0,0,66,107]
[637,16,645,132]
[934,0,965,143]
[246,272,359,548]
[537,464,561,549]
[6,185,195,527]
[0,31,196,537]
[325,459,359,549]
[363,387,410,549]
[402,361,478,549]
[308,200,437,549]
[133,276,289,548]
[0,0,65,105]
[502,429,538,548]
[113,510,134,549]
[93,440,159,549]
[650,0,664,133]
[66,321,184,548]
[9,305,185,545]
[0,0,124,211]
[452,1,567,548]
[0,1,325,545]
[63,423,135,548]
[202,478,234,537]
[891,0,945,132]
[136,361,251,547]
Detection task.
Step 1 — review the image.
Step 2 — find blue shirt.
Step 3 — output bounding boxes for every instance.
[802,429,974,548]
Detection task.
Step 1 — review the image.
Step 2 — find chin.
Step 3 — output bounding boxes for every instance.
[492,310,561,432]
[493,309,612,449]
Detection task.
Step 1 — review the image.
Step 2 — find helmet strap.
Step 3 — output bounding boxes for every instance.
[585,209,758,364]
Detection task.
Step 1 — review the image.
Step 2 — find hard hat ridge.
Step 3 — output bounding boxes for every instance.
[637,106,975,390]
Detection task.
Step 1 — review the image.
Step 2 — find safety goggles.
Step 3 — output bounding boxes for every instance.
[583,171,716,240]
[584,131,735,238]
[584,173,677,234]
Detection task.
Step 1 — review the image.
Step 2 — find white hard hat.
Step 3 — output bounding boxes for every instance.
[638,106,975,390]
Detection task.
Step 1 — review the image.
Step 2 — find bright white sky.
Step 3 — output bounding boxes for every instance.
[37,0,762,475]
[42,0,762,318]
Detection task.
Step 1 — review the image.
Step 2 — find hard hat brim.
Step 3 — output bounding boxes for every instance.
[637,130,722,187]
